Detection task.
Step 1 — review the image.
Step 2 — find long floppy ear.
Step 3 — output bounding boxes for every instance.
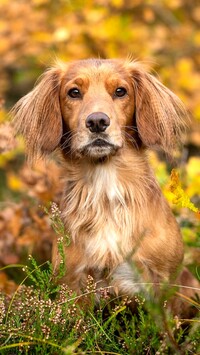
[11,67,63,162]
[129,63,188,154]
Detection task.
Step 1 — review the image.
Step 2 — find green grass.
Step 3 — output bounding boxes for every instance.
[0,260,199,355]
[0,204,199,354]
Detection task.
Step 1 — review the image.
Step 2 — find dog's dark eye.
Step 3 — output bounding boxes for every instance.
[68,88,81,99]
[115,87,127,98]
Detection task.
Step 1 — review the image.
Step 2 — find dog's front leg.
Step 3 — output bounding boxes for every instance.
[110,261,147,296]
[52,238,100,309]
[52,238,87,294]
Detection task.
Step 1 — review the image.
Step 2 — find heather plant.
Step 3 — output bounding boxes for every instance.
[0,204,199,354]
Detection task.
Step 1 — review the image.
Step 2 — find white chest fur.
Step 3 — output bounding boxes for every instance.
[62,159,150,270]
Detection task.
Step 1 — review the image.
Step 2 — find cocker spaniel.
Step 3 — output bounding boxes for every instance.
[12,59,199,316]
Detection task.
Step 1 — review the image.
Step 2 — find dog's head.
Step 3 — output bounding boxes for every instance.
[12,59,188,162]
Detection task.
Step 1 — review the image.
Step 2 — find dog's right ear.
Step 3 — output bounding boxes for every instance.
[127,61,188,155]
[11,67,63,162]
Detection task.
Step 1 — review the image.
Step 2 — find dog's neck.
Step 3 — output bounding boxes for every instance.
[61,149,160,253]
[61,148,157,196]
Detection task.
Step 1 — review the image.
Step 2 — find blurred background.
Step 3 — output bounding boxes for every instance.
[0,0,199,291]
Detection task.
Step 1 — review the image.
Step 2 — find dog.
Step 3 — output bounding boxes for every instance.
[12,59,199,316]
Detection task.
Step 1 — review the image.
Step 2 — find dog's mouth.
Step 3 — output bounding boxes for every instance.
[90,138,113,148]
[80,138,120,160]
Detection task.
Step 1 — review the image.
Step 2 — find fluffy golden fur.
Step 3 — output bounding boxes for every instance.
[12,59,199,316]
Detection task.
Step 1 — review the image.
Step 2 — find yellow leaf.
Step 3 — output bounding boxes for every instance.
[193,105,200,121]
[169,169,199,213]
[32,0,49,4]
[0,109,6,123]
[111,0,123,7]
[186,157,200,179]
[53,28,70,42]
[7,173,23,191]
[32,32,53,44]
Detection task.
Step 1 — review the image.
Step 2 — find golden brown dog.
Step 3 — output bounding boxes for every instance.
[12,59,199,315]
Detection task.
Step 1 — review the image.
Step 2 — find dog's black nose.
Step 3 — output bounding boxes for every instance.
[86,112,110,133]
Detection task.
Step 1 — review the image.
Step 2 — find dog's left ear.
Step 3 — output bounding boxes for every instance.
[129,63,188,153]
[11,67,63,163]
